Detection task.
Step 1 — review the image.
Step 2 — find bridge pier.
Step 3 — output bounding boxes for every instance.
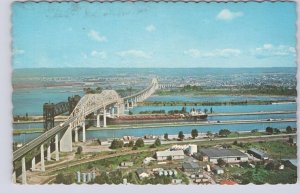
[74,127,79,142]
[55,134,59,161]
[31,157,36,171]
[21,157,27,184]
[60,123,73,152]
[40,144,45,171]
[111,106,115,117]
[47,145,51,161]
[103,107,107,127]
[82,121,86,142]
[96,114,101,128]
[12,170,16,184]
[126,100,129,110]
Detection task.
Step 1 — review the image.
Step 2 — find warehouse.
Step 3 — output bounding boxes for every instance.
[198,148,248,164]
[156,150,185,161]
[247,148,269,160]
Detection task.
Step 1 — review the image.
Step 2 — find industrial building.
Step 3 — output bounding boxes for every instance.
[198,148,248,164]
[247,148,269,160]
[182,162,200,173]
[156,150,184,161]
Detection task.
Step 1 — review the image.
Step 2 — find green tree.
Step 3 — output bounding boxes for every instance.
[286,126,293,133]
[217,158,226,166]
[191,129,198,139]
[129,110,133,115]
[204,108,208,114]
[274,128,281,134]
[55,173,65,184]
[219,129,231,137]
[95,87,102,93]
[110,139,124,149]
[164,133,169,140]
[266,127,274,134]
[154,138,161,147]
[128,140,134,147]
[135,138,144,147]
[77,146,83,154]
[251,129,258,133]
[178,131,184,141]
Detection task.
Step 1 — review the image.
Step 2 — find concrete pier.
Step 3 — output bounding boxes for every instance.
[47,145,51,161]
[31,157,36,171]
[40,144,45,171]
[55,134,59,161]
[75,127,79,142]
[96,114,101,128]
[21,157,27,184]
[82,122,86,142]
[60,123,73,152]
[103,107,107,127]
[12,170,16,184]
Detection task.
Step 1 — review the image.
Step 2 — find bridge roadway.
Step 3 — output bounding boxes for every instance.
[13,78,158,163]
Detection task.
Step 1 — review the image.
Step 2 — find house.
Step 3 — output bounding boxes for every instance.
[156,150,184,161]
[283,159,297,170]
[198,148,248,164]
[136,168,149,179]
[172,179,182,184]
[247,148,269,160]
[143,157,156,165]
[120,161,134,167]
[212,165,224,174]
[182,162,200,173]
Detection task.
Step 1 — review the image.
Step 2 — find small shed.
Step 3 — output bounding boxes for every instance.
[212,165,224,174]
[120,161,134,167]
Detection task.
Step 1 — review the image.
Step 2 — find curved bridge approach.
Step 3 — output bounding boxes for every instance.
[13,78,159,184]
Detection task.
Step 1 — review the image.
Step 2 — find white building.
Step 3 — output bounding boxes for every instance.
[156,150,185,161]
[187,144,197,155]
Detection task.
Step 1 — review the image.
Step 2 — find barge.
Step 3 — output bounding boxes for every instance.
[107,110,208,124]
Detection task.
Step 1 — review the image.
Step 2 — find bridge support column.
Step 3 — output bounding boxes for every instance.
[74,127,79,142]
[82,122,86,142]
[21,157,27,184]
[111,107,115,117]
[55,134,59,161]
[47,145,51,161]
[103,108,107,128]
[60,123,73,152]
[96,114,101,128]
[126,100,129,110]
[12,170,16,184]
[31,157,36,171]
[40,144,45,172]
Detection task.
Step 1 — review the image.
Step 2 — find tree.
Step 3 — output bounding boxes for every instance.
[178,131,184,141]
[55,173,65,184]
[164,133,169,140]
[251,129,258,133]
[95,87,102,93]
[128,140,134,147]
[110,139,124,149]
[233,140,238,145]
[210,107,213,114]
[286,126,293,133]
[206,131,213,138]
[154,138,161,147]
[219,129,231,137]
[191,129,198,139]
[77,146,83,155]
[274,128,281,134]
[204,108,208,114]
[129,111,133,115]
[266,127,274,134]
[135,138,144,147]
[217,158,226,166]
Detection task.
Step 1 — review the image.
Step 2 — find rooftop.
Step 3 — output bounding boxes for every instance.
[248,148,268,157]
[199,148,247,158]
[182,162,200,170]
[156,150,184,157]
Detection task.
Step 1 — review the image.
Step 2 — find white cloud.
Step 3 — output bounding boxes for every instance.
[145,25,156,32]
[88,30,107,42]
[13,49,25,55]
[252,44,296,58]
[216,9,243,21]
[184,48,241,58]
[117,50,151,58]
[90,51,107,59]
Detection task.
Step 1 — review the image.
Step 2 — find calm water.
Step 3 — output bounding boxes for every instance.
[146,95,295,102]
[131,103,296,114]
[13,121,296,143]
[13,112,296,130]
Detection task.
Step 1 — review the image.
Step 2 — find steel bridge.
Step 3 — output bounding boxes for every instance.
[12,78,159,184]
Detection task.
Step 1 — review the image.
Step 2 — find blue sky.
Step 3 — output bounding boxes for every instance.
[12,2,296,68]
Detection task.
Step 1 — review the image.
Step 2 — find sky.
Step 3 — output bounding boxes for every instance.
[12,2,296,68]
